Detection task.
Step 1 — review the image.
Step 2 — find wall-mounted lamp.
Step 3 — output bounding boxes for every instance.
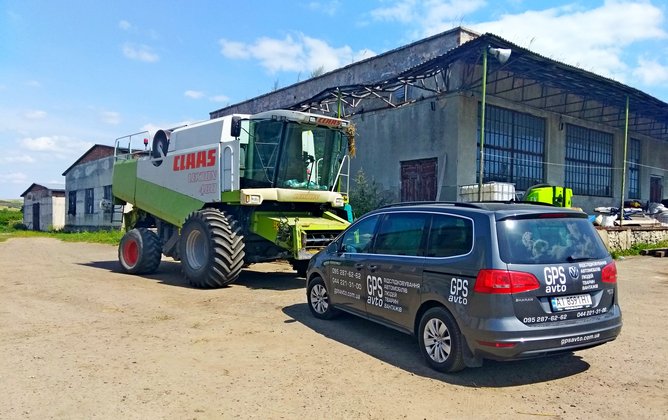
[478,46,512,201]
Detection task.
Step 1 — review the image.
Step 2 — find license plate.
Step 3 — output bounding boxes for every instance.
[551,294,592,312]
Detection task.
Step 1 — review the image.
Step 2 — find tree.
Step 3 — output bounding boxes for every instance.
[349,169,389,218]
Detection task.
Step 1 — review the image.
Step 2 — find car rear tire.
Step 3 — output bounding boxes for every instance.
[418,307,465,373]
[118,228,162,274]
[179,209,245,288]
[307,276,339,319]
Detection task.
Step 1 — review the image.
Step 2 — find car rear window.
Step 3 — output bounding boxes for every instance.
[497,217,609,264]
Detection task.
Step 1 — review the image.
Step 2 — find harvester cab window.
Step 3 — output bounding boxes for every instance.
[242,119,282,187]
[276,124,347,191]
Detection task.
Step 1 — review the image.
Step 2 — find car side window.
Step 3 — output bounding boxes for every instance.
[426,214,473,257]
[373,213,428,256]
[341,215,379,253]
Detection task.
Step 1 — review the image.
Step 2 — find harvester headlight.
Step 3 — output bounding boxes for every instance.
[309,116,317,123]
[333,197,344,207]
[244,194,262,205]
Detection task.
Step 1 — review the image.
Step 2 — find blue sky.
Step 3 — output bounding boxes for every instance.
[1,0,667,199]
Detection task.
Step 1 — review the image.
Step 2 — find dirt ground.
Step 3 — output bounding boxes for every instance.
[0,237,666,419]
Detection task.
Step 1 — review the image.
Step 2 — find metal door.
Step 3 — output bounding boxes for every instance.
[401,158,437,202]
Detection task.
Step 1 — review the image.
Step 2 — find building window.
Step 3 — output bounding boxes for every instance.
[68,191,77,216]
[477,105,545,191]
[564,125,613,196]
[103,185,113,213]
[85,188,94,215]
[627,138,640,199]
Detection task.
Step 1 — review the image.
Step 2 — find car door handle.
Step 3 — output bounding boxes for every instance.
[355,263,364,270]
[368,265,377,272]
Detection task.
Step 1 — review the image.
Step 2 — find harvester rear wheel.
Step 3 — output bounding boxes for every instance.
[179,209,245,288]
[118,228,162,274]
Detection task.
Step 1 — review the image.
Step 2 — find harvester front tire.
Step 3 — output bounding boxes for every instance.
[179,209,245,288]
[118,228,162,274]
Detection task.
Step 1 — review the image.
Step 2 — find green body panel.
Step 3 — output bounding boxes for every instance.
[113,160,206,227]
[251,211,349,259]
[134,178,206,227]
[220,191,241,203]
[112,160,138,205]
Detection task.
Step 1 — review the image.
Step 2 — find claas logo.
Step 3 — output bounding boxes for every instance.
[173,149,217,171]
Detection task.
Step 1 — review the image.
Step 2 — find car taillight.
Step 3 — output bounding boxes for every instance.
[601,261,617,283]
[474,269,540,294]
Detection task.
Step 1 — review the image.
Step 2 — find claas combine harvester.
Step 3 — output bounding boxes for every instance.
[112,109,354,288]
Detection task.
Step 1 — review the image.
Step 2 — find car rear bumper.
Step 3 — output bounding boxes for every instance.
[462,306,622,361]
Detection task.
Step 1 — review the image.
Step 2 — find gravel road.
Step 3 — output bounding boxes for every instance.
[0,237,666,419]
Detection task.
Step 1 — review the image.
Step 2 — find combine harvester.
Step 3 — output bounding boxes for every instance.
[112,110,354,288]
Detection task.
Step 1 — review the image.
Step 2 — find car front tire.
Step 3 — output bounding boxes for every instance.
[307,276,339,320]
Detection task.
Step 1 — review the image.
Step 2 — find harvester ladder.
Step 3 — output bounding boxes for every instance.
[111,204,125,226]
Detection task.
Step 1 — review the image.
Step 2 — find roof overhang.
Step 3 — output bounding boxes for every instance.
[291,33,668,143]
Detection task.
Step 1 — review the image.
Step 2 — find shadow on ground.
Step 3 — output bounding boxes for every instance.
[80,260,304,291]
[283,303,591,387]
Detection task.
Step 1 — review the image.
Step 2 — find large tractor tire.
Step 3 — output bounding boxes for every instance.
[118,228,162,274]
[179,209,245,288]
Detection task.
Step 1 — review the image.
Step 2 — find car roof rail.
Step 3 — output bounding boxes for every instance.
[380,201,485,210]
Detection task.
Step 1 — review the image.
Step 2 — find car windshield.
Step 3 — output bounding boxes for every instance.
[497,217,609,264]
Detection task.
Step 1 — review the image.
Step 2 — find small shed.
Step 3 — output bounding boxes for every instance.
[20,183,66,231]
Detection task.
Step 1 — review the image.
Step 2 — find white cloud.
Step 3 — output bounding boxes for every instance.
[184,90,205,99]
[471,1,667,81]
[219,33,376,73]
[24,110,47,120]
[22,136,59,152]
[0,155,35,164]
[20,136,93,159]
[25,80,41,88]
[0,172,28,185]
[307,1,342,16]
[119,20,131,31]
[100,111,121,125]
[210,95,230,103]
[219,39,251,59]
[633,57,668,85]
[370,0,486,30]
[122,43,159,63]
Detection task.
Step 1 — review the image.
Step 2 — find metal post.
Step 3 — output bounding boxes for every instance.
[478,48,488,202]
[619,96,629,226]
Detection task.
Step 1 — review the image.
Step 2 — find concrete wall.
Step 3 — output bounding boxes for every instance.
[65,156,121,230]
[347,94,459,203]
[597,227,668,251]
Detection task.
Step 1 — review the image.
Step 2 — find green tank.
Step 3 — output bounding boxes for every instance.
[524,184,573,207]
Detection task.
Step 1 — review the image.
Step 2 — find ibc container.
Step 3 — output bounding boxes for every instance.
[458,182,515,202]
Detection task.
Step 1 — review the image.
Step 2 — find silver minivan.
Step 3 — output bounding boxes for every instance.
[306,202,622,372]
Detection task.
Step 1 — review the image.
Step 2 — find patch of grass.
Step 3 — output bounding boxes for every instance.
[0,229,124,245]
[0,208,24,232]
[611,240,668,259]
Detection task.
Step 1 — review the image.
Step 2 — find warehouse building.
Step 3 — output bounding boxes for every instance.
[62,145,124,231]
[210,27,667,213]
